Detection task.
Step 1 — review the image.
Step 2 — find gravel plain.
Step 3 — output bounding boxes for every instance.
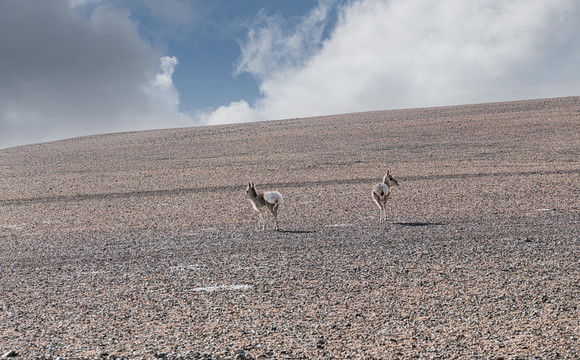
[0,97,579,359]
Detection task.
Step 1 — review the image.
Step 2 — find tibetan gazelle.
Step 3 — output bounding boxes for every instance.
[245,182,283,231]
[372,171,399,223]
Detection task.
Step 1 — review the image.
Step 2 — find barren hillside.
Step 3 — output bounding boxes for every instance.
[1,97,579,359]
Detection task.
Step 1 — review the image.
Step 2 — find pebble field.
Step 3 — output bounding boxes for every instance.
[0,97,579,359]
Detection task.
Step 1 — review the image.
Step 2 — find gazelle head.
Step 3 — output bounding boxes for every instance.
[383,170,399,187]
[245,182,257,200]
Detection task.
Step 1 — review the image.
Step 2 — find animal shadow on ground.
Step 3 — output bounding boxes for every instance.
[278,230,317,234]
[395,222,446,227]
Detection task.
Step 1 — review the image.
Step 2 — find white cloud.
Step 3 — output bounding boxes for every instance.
[155,56,179,88]
[201,0,580,125]
[142,55,190,129]
[67,0,104,8]
[0,0,190,148]
[235,0,335,80]
[195,100,259,126]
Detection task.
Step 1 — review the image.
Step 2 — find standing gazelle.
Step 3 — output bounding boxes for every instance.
[372,171,399,223]
[245,182,283,231]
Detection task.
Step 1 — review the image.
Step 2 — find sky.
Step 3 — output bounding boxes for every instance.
[1,0,579,148]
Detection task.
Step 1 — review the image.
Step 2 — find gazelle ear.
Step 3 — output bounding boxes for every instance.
[387,170,391,176]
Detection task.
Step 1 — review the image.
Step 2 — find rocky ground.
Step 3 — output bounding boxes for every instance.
[0,97,578,359]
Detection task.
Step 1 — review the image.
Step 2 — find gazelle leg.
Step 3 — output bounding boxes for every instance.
[273,204,279,231]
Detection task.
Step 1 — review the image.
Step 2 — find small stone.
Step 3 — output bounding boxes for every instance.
[1,350,18,358]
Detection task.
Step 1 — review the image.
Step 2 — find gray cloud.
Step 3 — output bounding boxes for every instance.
[0,0,189,148]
